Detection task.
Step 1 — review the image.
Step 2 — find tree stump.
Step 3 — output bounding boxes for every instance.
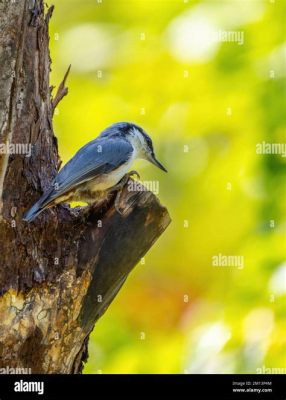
[0,0,170,373]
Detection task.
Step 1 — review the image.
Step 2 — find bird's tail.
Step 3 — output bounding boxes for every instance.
[23,188,53,222]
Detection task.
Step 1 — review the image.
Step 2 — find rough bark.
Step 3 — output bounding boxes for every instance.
[0,0,170,373]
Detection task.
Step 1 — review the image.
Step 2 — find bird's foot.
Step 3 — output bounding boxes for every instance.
[128,170,140,180]
[113,170,140,214]
[116,170,140,189]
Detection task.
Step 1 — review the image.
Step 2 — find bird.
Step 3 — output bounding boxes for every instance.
[23,122,167,222]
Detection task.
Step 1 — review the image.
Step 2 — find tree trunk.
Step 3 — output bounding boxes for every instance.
[0,0,170,373]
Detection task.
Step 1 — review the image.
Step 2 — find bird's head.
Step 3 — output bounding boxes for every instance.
[102,122,167,172]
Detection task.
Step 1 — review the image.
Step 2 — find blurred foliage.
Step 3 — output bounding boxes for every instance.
[49,0,286,373]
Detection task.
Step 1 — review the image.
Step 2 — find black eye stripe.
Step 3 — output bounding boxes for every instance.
[116,123,153,150]
[138,129,153,151]
[145,136,153,148]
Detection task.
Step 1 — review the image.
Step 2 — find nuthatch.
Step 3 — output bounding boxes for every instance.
[23,122,167,222]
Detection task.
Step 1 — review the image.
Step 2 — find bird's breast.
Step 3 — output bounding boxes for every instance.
[52,157,134,206]
[85,158,133,192]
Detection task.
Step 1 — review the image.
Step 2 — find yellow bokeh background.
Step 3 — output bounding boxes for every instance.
[49,0,286,373]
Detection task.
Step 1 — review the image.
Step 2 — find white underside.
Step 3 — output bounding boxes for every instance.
[54,129,149,205]
[85,153,135,192]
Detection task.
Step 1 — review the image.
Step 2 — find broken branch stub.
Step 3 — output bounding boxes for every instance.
[0,1,170,373]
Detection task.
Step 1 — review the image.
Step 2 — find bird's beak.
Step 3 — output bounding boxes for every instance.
[148,153,168,172]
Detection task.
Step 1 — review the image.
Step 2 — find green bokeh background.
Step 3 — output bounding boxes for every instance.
[49,0,286,373]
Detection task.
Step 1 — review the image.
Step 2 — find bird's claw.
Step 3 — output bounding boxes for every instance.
[113,170,140,191]
[128,170,140,180]
[113,170,140,214]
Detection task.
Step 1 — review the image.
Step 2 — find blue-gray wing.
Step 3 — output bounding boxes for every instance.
[48,137,133,202]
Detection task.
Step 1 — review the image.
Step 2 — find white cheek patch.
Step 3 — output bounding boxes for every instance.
[131,128,149,159]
